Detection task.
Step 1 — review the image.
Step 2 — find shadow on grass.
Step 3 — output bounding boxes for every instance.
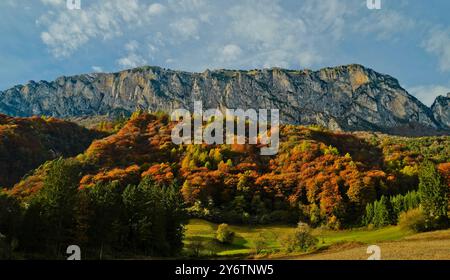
[185,233,249,256]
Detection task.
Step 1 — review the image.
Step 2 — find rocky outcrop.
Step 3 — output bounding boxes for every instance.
[0,64,447,134]
[432,93,450,129]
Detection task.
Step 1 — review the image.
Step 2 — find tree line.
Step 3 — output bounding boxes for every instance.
[0,158,187,259]
[363,160,448,230]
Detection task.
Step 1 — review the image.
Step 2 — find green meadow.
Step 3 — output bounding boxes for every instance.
[183,219,413,258]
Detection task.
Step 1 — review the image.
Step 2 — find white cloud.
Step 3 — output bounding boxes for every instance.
[38,0,143,57]
[37,0,356,68]
[117,53,147,69]
[356,10,415,40]
[40,0,63,6]
[408,85,450,107]
[228,1,282,45]
[168,0,207,13]
[297,51,321,68]
[117,41,147,69]
[423,27,450,72]
[92,66,103,72]
[226,0,349,68]
[40,12,91,58]
[148,3,166,16]
[299,0,350,41]
[125,40,139,52]
[37,0,431,77]
[170,18,199,40]
[219,44,242,62]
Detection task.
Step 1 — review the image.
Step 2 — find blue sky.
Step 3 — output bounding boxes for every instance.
[0,0,449,106]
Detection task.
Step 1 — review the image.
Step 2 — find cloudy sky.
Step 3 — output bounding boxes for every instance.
[0,0,449,106]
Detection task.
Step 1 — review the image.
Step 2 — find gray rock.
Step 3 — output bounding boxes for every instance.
[431,93,450,129]
[0,64,447,134]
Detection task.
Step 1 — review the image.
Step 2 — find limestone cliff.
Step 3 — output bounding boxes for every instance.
[0,64,447,134]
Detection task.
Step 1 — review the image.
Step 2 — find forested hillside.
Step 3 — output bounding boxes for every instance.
[9,113,450,224]
[0,114,105,188]
[1,112,448,259]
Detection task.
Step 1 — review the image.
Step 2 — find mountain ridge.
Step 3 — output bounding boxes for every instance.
[0,64,448,135]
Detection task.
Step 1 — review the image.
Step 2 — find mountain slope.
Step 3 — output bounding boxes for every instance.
[0,114,105,187]
[10,113,450,225]
[0,64,447,134]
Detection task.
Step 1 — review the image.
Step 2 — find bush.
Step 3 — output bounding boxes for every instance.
[281,222,318,252]
[216,223,235,244]
[252,232,271,255]
[398,208,427,232]
[185,240,206,258]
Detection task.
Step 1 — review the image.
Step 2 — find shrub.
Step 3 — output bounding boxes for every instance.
[186,240,206,258]
[324,145,339,156]
[216,223,235,244]
[281,222,318,252]
[204,161,212,170]
[398,208,427,232]
[252,232,271,255]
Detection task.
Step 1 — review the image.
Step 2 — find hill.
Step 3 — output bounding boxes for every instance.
[0,114,105,188]
[1,112,448,259]
[9,113,449,227]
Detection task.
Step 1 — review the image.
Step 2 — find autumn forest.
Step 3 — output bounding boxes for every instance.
[0,112,449,259]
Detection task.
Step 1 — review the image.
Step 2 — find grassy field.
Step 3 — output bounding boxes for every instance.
[291,229,450,260]
[184,219,450,259]
[184,219,297,257]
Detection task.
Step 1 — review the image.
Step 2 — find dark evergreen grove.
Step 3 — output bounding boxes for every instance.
[363,191,420,227]
[0,158,187,259]
[363,160,448,230]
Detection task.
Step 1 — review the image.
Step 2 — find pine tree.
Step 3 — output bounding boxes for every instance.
[162,182,187,255]
[26,158,81,257]
[390,195,403,220]
[418,160,448,228]
[363,202,374,225]
[373,196,391,227]
[122,178,186,256]
[122,180,165,255]
[79,181,123,259]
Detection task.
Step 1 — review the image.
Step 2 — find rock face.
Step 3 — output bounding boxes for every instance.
[432,93,450,129]
[0,64,447,134]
